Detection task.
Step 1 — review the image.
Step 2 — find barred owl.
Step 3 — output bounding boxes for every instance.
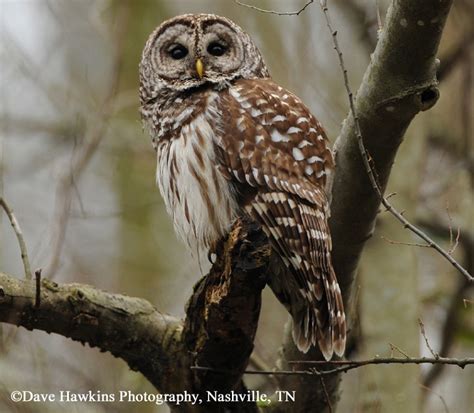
[139,14,345,360]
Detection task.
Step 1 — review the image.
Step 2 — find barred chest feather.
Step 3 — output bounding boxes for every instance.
[155,91,238,249]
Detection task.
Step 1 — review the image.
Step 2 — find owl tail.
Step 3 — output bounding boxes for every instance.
[246,191,346,360]
[291,265,346,361]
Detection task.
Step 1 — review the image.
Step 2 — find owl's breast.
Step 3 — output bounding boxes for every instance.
[155,97,238,250]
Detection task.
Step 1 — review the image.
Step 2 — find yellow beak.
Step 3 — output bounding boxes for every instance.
[196,58,204,79]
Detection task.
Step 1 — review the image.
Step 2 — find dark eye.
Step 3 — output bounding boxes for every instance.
[169,44,188,60]
[207,41,227,56]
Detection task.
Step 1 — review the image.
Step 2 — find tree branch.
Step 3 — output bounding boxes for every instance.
[192,355,474,380]
[275,0,455,411]
[233,0,314,16]
[240,356,473,376]
[0,270,181,390]
[0,217,270,412]
[0,197,32,280]
[184,217,270,411]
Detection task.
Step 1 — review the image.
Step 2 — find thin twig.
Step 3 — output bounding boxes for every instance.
[288,356,474,367]
[318,1,473,282]
[234,0,314,16]
[381,235,431,249]
[0,197,32,279]
[418,319,439,359]
[449,227,461,255]
[192,356,474,377]
[419,383,449,413]
[446,202,454,249]
[445,203,461,255]
[375,0,383,39]
[389,343,410,359]
[34,269,42,308]
[319,376,333,413]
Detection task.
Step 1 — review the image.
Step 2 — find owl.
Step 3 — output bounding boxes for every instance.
[139,14,345,360]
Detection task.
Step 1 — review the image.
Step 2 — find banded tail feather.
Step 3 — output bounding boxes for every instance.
[246,191,346,360]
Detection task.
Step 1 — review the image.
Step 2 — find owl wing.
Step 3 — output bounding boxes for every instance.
[215,78,345,359]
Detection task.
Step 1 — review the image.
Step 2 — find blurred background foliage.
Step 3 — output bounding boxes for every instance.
[0,1,472,412]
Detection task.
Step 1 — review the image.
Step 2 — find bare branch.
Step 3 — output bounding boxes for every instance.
[0,270,181,392]
[445,203,461,256]
[298,356,474,375]
[234,0,314,16]
[193,356,474,377]
[319,377,333,413]
[0,197,32,279]
[34,269,41,308]
[183,217,270,403]
[388,342,410,359]
[380,235,431,249]
[418,318,439,359]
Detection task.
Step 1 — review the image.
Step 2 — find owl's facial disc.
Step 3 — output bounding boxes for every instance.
[150,19,247,90]
[198,22,245,82]
[141,14,269,95]
[150,23,201,87]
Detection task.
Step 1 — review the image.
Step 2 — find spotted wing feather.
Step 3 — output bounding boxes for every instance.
[217,79,346,359]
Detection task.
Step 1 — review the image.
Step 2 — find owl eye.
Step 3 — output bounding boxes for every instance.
[169,44,188,60]
[207,41,227,56]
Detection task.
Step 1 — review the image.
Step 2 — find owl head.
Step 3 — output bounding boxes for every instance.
[139,14,269,101]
